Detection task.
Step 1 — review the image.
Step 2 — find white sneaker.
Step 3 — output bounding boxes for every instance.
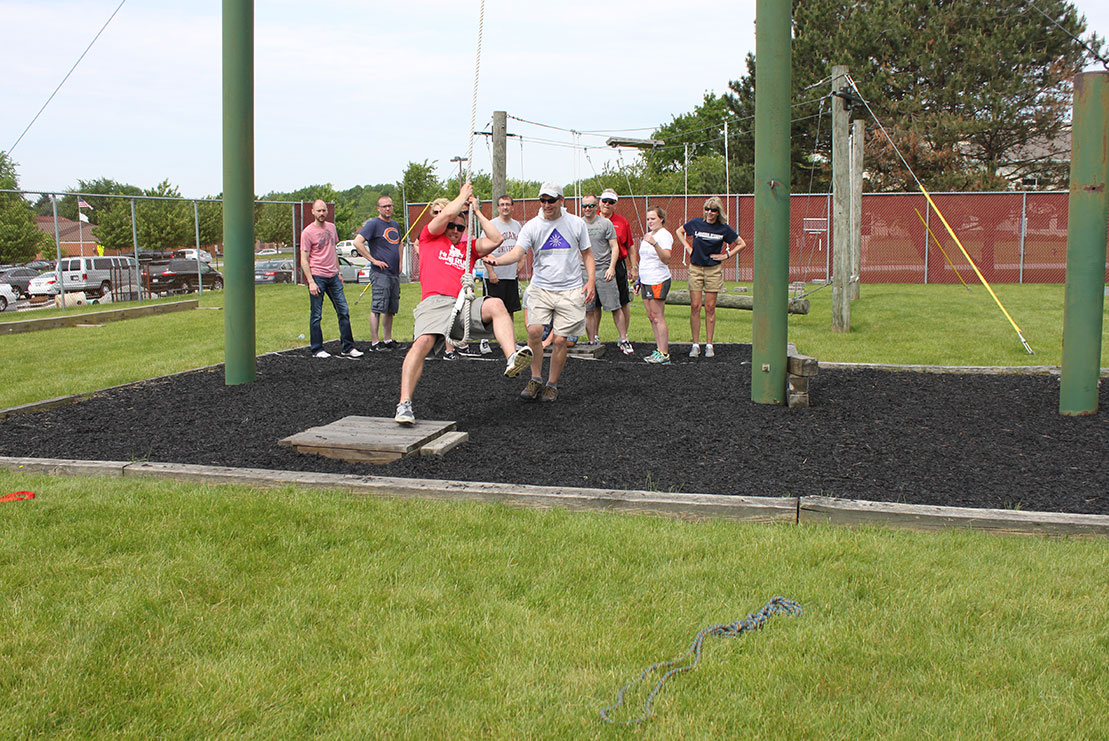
[313,350,331,358]
[619,339,634,355]
[705,344,715,358]
[341,347,364,358]
[504,346,534,378]
[394,400,415,425]
[480,339,492,354]
[689,344,701,358]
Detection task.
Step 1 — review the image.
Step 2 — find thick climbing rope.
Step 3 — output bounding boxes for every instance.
[599,596,803,725]
[446,0,486,347]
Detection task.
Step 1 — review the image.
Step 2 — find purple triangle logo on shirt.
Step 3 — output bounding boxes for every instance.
[539,228,571,250]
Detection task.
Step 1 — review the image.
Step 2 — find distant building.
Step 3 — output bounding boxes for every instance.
[33,215,102,257]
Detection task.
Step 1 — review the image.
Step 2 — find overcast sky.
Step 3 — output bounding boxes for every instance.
[3,0,1108,199]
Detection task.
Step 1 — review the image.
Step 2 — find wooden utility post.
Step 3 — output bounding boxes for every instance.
[849,118,864,301]
[831,65,850,331]
[492,110,507,201]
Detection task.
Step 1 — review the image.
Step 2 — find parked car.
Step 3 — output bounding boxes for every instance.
[255,248,278,256]
[254,259,294,284]
[337,240,367,258]
[27,271,61,297]
[59,256,139,297]
[0,266,40,298]
[24,259,55,271]
[0,283,16,312]
[171,249,214,264]
[146,259,224,293]
[337,256,367,283]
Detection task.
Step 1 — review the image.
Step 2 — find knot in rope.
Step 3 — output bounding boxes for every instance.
[600,597,803,725]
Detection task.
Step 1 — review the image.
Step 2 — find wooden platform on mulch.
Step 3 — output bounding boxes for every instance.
[279,415,463,463]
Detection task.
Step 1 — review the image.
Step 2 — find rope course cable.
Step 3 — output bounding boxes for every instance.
[446,0,486,348]
[842,72,1035,354]
[1022,0,1109,70]
[8,0,128,155]
[599,597,803,725]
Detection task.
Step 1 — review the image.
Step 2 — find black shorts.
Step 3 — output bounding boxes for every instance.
[484,277,521,313]
[615,258,630,307]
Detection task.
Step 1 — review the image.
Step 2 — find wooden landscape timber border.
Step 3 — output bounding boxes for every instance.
[2,456,1107,538]
[0,299,199,335]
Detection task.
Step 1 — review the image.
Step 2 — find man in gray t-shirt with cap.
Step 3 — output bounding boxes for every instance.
[484,182,595,403]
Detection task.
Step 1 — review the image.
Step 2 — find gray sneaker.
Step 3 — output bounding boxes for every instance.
[520,378,543,401]
[504,346,534,378]
[689,344,701,358]
[394,400,415,425]
[704,343,715,358]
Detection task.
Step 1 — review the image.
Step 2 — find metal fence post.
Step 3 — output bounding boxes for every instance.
[193,200,203,296]
[1019,191,1027,284]
[51,194,63,312]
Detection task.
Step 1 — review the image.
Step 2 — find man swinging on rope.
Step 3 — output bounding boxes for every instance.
[395,182,533,425]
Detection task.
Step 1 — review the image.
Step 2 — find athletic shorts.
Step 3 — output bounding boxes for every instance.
[412,294,494,355]
[369,271,400,314]
[523,285,586,339]
[639,279,672,301]
[586,271,621,312]
[688,263,724,293]
[615,258,630,306]
[484,277,521,313]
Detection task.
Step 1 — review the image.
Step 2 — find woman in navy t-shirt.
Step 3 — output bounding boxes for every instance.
[675,196,747,358]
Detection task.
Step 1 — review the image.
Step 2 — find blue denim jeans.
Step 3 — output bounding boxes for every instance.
[308,273,354,353]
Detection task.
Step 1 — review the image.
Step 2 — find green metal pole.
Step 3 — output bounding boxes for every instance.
[751,0,791,405]
[1059,71,1108,415]
[223,0,256,385]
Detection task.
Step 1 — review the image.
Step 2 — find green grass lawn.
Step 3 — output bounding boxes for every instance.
[1,281,1105,410]
[2,280,1108,736]
[1,472,1106,738]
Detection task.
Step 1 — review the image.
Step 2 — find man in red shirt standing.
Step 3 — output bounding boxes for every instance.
[395,182,532,425]
[299,199,363,359]
[599,188,634,354]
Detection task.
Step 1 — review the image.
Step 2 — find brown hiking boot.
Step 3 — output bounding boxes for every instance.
[520,378,543,401]
[540,384,559,402]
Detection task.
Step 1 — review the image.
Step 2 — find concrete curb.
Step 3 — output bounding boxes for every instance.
[2,456,1106,537]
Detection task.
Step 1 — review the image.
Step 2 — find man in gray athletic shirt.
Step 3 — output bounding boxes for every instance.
[579,193,620,345]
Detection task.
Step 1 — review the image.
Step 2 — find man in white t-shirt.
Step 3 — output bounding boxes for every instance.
[483,195,522,317]
[484,182,595,402]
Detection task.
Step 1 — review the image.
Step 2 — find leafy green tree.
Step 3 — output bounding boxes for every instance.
[134,180,192,251]
[255,201,293,245]
[0,151,50,262]
[650,0,1103,192]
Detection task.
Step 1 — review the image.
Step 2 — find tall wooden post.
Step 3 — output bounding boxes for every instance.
[751,0,791,405]
[849,118,864,301]
[492,110,507,201]
[831,65,850,331]
[1059,71,1109,415]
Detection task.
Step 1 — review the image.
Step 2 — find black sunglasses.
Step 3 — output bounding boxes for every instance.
[581,203,597,208]
[704,207,720,213]
[539,196,559,204]
[601,198,616,204]
[445,222,467,232]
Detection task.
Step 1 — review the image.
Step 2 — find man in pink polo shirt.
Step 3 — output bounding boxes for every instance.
[299,199,363,358]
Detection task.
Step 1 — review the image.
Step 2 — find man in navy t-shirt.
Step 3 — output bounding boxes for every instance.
[354,195,402,350]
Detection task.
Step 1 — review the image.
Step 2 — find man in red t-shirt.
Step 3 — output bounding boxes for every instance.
[599,189,634,355]
[395,182,533,425]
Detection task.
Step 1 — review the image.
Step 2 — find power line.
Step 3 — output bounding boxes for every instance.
[7,0,129,156]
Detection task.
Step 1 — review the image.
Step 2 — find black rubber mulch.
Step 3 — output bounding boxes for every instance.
[1,342,1106,515]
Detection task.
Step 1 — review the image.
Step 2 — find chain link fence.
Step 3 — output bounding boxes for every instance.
[405,192,1107,285]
